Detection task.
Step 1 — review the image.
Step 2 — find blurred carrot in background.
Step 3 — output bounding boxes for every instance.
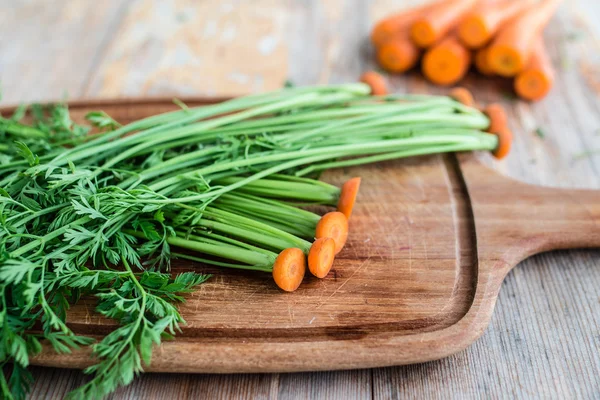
[514,38,555,101]
[410,0,478,48]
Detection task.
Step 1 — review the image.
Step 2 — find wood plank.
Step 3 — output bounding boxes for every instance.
[0,0,130,105]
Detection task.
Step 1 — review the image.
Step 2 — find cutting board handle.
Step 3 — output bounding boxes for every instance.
[459,154,600,269]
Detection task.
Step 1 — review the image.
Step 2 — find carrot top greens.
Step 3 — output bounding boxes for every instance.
[0,83,503,399]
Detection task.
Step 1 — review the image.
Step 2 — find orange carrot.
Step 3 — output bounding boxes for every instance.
[514,38,555,101]
[410,0,478,48]
[308,237,336,278]
[487,0,561,77]
[359,71,388,95]
[474,47,495,76]
[272,248,306,292]
[422,35,472,86]
[337,177,361,219]
[491,128,513,159]
[315,211,349,255]
[483,103,507,134]
[458,0,538,49]
[376,34,420,73]
[371,1,443,47]
[449,87,474,107]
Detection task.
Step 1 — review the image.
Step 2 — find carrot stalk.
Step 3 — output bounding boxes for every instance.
[371,1,443,47]
[337,177,361,219]
[308,237,336,278]
[376,34,420,74]
[410,0,478,48]
[449,87,475,107]
[474,47,495,76]
[273,248,306,292]
[315,211,349,255]
[487,0,561,76]
[514,38,555,101]
[458,0,538,49]
[359,71,388,95]
[422,35,472,86]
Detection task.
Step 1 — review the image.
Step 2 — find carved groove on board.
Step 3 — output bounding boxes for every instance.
[441,154,479,323]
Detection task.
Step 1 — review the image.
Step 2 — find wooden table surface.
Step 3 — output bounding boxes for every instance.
[1,0,599,398]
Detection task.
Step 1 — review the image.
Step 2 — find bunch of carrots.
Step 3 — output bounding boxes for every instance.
[371,0,560,101]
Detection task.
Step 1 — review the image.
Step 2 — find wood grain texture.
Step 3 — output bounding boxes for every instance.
[0,0,598,399]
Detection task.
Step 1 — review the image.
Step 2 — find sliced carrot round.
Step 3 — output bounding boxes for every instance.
[376,37,420,73]
[491,128,513,160]
[315,211,349,255]
[483,103,507,134]
[308,237,336,278]
[458,15,491,49]
[359,71,388,95]
[410,20,437,48]
[449,87,474,107]
[272,248,306,292]
[515,70,552,101]
[487,44,525,77]
[336,177,361,219]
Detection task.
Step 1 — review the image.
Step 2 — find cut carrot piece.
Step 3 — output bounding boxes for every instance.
[272,248,306,292]
[315,211,349,255]
[514,38,555,101]
[337,177,361,219]
[458,0,537,49]
[376,34,420,73]
[474,47,495,76]
[483,103,507,134]
[422,35,471,86]
[308,237,336,278]
[449,87,474,107]
[491,128,513,159]
[487,0,561,76]
[371,1,443,47]
[359,71,388,95]
[410,0,478,48]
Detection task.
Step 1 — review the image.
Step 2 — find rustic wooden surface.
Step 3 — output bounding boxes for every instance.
[1,0,599,398]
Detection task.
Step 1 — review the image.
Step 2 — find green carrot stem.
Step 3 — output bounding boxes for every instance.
[172,252,272,272]
[214,177,339,203]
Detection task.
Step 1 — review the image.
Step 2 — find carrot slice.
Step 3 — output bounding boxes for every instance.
[337,177,361,219]
[359,71,388,95]
[422,35,471,86]
[483,103,507,134]
[308,237,336,278]
[474,47,495,76]
[491,128,513,159]
[487,0,561,77]
[449,87,474,107]
[514,38,555,101]
[458,0,538,49]
[371,1,443,47]
[272,248,306,292]
[376,34,420,73]
[410,0,478,48]
[315,211,349,255]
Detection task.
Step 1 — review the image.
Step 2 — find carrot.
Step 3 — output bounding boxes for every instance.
[371,1,442,47]
[514,38,555,101]
[422,35,472,86]
[483,103,507,134]
[491,128,513,159]
[337,177,361,219]
[315,211,349,255]
[308,237,336,278]
[359,71,388,95]
[474,47,495,76]
[458,0,538,49]
[272,248,306,292]
[449,87,474,107]
[376,34,420,74]
[487,0,561,77]
[410,0,478,48]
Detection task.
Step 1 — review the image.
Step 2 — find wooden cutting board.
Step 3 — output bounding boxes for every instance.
[4,98,599,373]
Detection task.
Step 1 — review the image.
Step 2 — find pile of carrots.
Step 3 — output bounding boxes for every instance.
[371,0,560,101]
